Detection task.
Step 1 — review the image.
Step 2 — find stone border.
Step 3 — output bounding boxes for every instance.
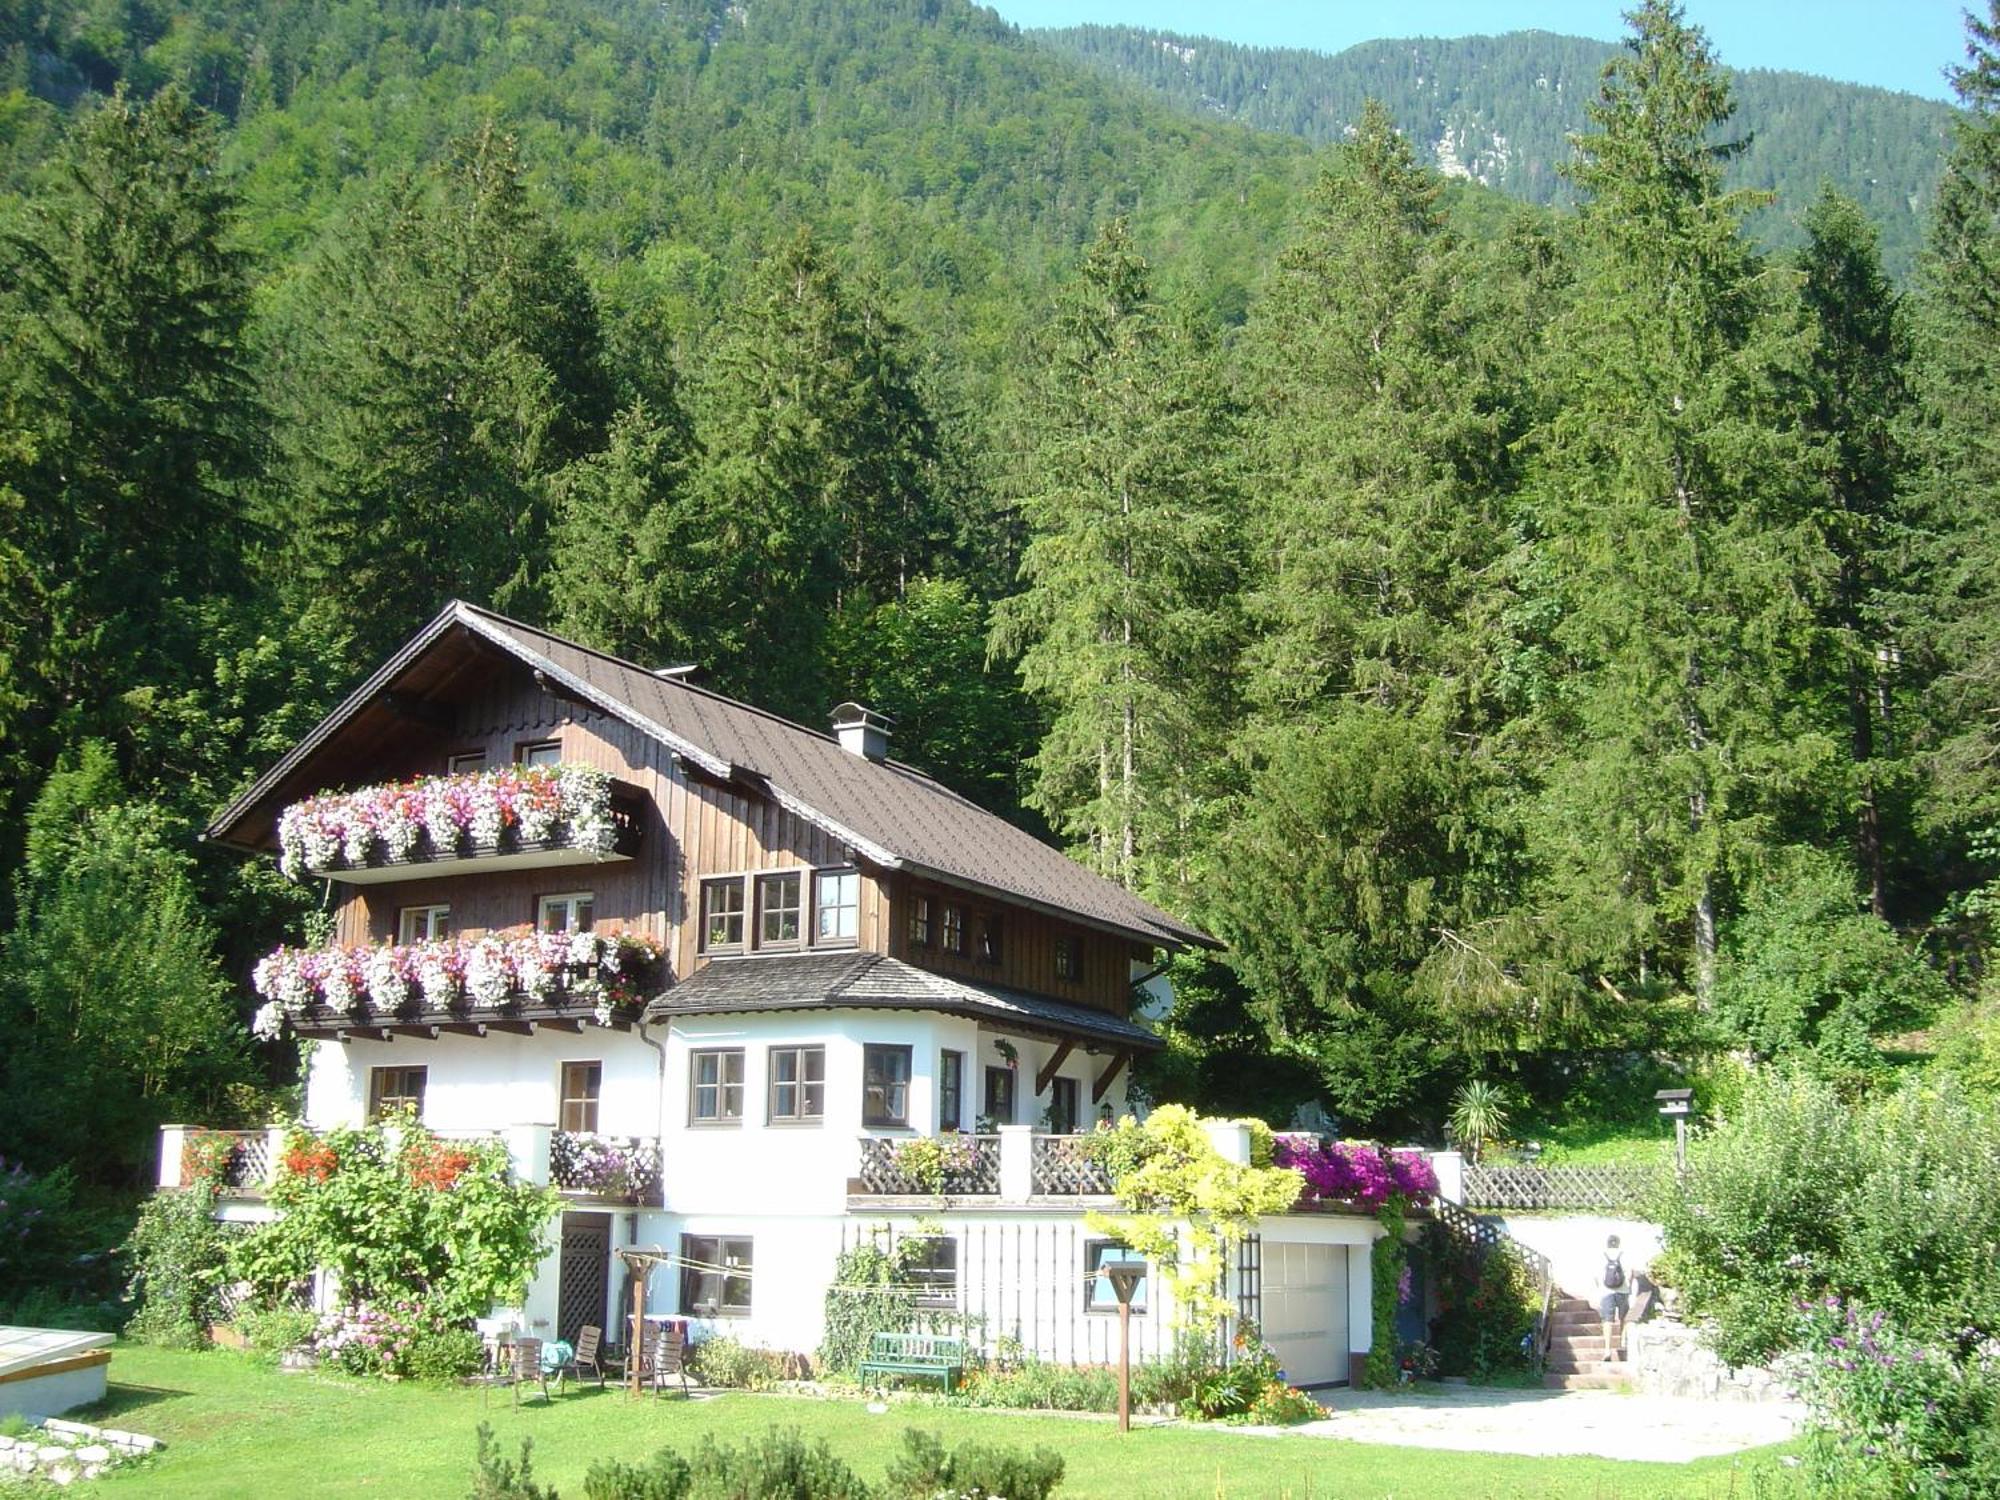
[0,1417,162,1485]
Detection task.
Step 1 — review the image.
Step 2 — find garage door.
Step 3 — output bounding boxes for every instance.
[1260,1242,1348,1387]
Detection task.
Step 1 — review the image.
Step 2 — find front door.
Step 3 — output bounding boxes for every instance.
[557,1212,612,1346]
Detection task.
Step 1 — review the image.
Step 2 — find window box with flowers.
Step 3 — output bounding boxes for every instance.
[549,1133,663,1204]
[275,764,636,883]
[251,929,664,1036]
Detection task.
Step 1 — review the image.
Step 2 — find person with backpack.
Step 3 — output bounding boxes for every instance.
[1597,1234,1631,1358]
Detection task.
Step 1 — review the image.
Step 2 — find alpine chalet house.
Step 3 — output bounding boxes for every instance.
[167,602,1394,1385]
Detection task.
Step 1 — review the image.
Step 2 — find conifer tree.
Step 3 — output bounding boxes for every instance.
[990,219,1240,904]
[1524,0,1822,1008]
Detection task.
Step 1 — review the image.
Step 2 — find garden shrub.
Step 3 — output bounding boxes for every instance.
[124,1185,230,1348]
[1657,1070,2000,1366]
[320,1300,483,1379]
[235,1304,317,1361]
[818,1232,962,1379]
[1426,1232,1537,1381]
[1793,1300,2000,1497]
[406,1325,486,1382]
[884,1429,1064,1500]
[956,1358,1118,1412]
[1183,1323,1319,1424]
[472,1427,559,1500]
[670,1427,872,1500]
[688,1336,792,1389]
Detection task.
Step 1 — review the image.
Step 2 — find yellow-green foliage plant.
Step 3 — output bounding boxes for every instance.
[1085,1106,1302,1337]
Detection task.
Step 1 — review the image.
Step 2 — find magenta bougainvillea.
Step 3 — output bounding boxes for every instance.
[1273,1135,1438,1211]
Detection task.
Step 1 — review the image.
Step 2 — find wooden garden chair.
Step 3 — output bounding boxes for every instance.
[507,1336,557,1406]
[563,1324,608,1387]
[649,1322,693,1399]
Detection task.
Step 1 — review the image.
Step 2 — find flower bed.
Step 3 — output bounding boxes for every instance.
[251,929,661,1032]
[277,763,618,880]
[1272,1136,1438,1211]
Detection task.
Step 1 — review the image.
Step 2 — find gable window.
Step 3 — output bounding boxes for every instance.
[690,1048,745,1124]
[1085,1241,1148,1314]
[559,1060,601,1133]
[908,896,932,949]
[518,740,563,767]
[447,751,487,774]
[862,1044,913,1129]
[700,878,747,952]
[538,891,594,933]
[941,904,965,955]
[768,1045,826,1124]
[902,1235,958,1309]
[369,1065,428,1121]
[757,871,802,947]
[814,869,859,945]
[983,1066,1015,1127]
[1048,1075,1080,1136]
[679,1234,752,1317]
[975,913,1002,966]
[398,904,451,944]
[1054,934,1079,981]
[939,1050,964,1133]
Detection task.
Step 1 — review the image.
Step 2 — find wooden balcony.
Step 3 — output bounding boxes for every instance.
[300,800,641,885]
[847,1128,1114,1206]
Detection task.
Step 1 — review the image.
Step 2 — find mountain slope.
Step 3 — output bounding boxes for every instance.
[1034,24,1955,275]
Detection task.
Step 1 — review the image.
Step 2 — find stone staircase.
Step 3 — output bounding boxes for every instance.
[1541,1294,1632,1390]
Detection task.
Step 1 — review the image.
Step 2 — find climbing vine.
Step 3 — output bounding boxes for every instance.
[1366,1196,1408,1388]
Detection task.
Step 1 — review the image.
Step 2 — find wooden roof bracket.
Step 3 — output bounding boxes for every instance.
[1035,1039,1075,1095]
[1092,1051,1131,1103]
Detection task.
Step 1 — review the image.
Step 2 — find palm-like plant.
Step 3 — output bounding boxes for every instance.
[1447,1081,1511,1165]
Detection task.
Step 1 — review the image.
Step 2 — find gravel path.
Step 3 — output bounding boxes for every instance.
[1284,1385,1802,1462]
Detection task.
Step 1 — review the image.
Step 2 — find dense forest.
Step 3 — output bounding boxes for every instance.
[1037,24,1956,277]
[4,0,2000,1296]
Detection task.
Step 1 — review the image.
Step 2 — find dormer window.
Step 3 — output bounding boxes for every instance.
[757,871,801,947]
[518,739,562,767]
[398,904,451,943]
[539,891,594,933]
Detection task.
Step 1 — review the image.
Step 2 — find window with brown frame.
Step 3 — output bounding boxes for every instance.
[1048,1075,1080,1135]
[517,740,562,767]
[982,1065,1014,1127]
[679,1234,752,1317]
[690,1048,745,1124]
[975,912,1002,966]
[941,904,965,955]
[368,1065,428,1121]
[908,895,932,949]
[559,1060,602,1133]
[939,1050,965,1133]
[398,904,451,944]
[701,878,746,952]
[767,1045,826,1123]
[1054,933,1079,981]
[862,1044,913,1128]
[757,871,802,947]
[447,751,488,774]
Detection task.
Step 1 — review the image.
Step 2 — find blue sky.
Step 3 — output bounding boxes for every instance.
[986,2,1974,102]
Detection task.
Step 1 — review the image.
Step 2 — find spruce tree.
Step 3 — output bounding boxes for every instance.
[990,219,1240,905]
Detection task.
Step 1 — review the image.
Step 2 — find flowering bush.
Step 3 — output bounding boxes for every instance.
[549,1133,661,1200]
[251,929,662,1028]
[1272,1136,1437,1211]
[889,1134,986,1194]
[1187,1324,1320,1425]
[318,1299,484,1381]
[277,763,617,879]
[178,1130,241,1192]
[1794,1298,2000,1496]
[282,1139,339,1183]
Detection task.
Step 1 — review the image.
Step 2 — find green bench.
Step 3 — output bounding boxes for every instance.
[856,1332,965,1391]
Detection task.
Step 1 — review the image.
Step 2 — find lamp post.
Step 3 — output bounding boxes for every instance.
[1654,1088,1694,1178]
[1105,1262,1145,1433]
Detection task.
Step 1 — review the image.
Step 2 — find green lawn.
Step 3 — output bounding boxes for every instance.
[82,1345,1804,1500]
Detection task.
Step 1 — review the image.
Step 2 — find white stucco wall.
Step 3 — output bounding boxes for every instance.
[1491,1213,1663,1299]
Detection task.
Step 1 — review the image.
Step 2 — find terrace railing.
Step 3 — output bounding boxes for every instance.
[1029,1133,1112,1195]
[855,1135,1002,1196]
[181,1129,277,1196]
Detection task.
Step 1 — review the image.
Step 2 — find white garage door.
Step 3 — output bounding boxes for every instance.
[1260,1241,1349,1387]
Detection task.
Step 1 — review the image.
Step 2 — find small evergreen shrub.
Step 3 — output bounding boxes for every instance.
[884,1429,1064,1500]
[471,1426,559,1500]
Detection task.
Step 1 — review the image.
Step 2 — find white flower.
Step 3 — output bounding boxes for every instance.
[591,997,614,1027]
[464,940,513,1007]
[467,783,505,848]
[322,958,360,1014]
[417,944,459,1008]
[514,935,558,1000]
[251,1000,286,1041]
[567,929,602,969]
[421,781,463,852]
[366,947,411,1010]
[378,802,420,860]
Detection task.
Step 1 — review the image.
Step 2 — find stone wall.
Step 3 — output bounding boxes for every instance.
[1626,1317,1798,1404]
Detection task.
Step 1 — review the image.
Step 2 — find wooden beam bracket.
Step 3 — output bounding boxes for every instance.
[1035,1040,1076,1095]
[1092,1051,1131,1104]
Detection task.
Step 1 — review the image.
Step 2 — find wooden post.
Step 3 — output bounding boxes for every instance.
[1117,1296,1131,1433]
[628,1260,647,1399]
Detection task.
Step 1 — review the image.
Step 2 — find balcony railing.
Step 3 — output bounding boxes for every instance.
[1030,1133,1112,1195]
[551,1131,664,1205]
[180,1129,277,1196]
[855,1135,1002,1196]
[277,763,638,885]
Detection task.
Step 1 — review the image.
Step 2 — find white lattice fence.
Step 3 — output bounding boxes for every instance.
[1463,1163,1657,1211]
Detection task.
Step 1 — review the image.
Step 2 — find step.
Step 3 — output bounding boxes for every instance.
[1543,1356,1622,1375]
[1544,1374,1633,1392]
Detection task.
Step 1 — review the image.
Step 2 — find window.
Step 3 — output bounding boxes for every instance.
[941,904,965,954]
[975,913,1002,966]
[690,1049,745,1124]
[756,871,802,947]
[983,1066,1015,1127]
[518,740,563,767]
[862,1044,913,1128]
[679,1234,752,1317]
[814,869,859,944]
[368,1066,427,1121]
[1085,1241,1148,1314]
[559,1060,601,1133]
[767,1045,826,1123]
[1054,934,1079,981]
[447,751,488,774]
[538,891,594,933]
[1048,1075,1080,1135]
[902,1236,959,1309]
[938,1050,964,1133]
[398,904,451,944]
[908,896,932,949]
[701,878,746,952]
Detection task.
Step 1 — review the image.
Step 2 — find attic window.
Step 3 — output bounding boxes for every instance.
[908,896,932,949]
[975,913,1002,966]
[518,740,562,767]
[757,871,802,947]
[1054,934,1079,981]
[941,904,965,955]
[448,751,487,774]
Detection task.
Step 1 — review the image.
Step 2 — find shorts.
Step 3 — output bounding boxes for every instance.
[1600,1291,1629,1320]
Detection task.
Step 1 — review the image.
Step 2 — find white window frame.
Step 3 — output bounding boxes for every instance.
[756,870,802,948]
[538,891,595,933]
[517,739,563,767]
[398,904,451,943]
[813,868,859,945]
[700,877,747,953]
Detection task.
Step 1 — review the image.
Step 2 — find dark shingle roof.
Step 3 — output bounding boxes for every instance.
[648,951,1163,1051]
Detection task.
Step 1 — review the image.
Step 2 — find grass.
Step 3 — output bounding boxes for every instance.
[79,1343,1808,1499]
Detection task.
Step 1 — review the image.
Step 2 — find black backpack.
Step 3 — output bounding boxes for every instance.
[1603,1254,1626,1290]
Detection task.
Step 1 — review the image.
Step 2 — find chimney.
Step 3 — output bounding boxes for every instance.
[830,702,892,762]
